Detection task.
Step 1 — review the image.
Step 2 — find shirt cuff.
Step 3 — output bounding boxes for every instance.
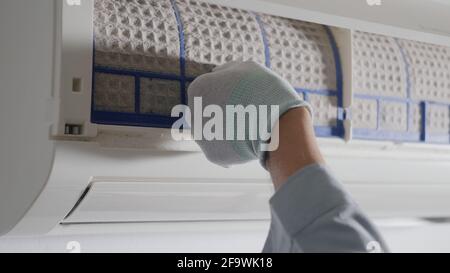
[269,164,355,236]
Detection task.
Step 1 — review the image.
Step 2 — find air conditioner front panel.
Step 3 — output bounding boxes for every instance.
[2,0,450,238]
[63,181,273,224]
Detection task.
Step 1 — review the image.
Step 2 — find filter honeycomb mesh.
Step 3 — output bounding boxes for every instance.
[94,73,135,113]
[260,15,337,91]
[379,102,408,132]
[140,78,181,116]
[94,0,181,75]
[352,30,450,143]
[92,1,449,144]
[399,40,450,103]
[352,98,378,130]
[427,105,450,134]
[176,0,266,77]
[92,0,342,133]
[308,95,338,127]
[353,31,408,98]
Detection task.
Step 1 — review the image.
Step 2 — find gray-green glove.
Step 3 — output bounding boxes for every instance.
[187,61,312,168]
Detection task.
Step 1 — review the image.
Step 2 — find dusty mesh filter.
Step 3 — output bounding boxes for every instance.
[398,39,450,103]
[175,0,266,77]
[92,0,449,143]
[427,105,450,135]
[352,31,410,132]
[92,0,341,132]
[353,31,408,98]
[352,30,450,142]
[399,39,450,138]
[94,0,181,75]
[259,14,337,91]
[140,78,181,116]
[94,73,135,113]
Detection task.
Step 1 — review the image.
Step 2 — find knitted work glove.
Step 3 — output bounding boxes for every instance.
[187,61,312,168]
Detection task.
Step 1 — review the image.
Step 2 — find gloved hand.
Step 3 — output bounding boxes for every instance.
[187,61,312,168]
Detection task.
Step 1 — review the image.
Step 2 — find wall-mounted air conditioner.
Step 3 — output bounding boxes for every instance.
[1,0,450,237]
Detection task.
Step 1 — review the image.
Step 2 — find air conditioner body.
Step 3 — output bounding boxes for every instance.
[1,0,450,237]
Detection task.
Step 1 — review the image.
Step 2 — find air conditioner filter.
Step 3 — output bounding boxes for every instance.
[92,0,341,135]
[352,31,450,143]
[92,0,450,144]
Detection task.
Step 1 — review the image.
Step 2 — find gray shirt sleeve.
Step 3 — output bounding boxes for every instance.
[263,164,389,253]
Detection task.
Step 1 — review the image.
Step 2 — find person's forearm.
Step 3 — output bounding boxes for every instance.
[264,107,389,253]
[266,107,325,190]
